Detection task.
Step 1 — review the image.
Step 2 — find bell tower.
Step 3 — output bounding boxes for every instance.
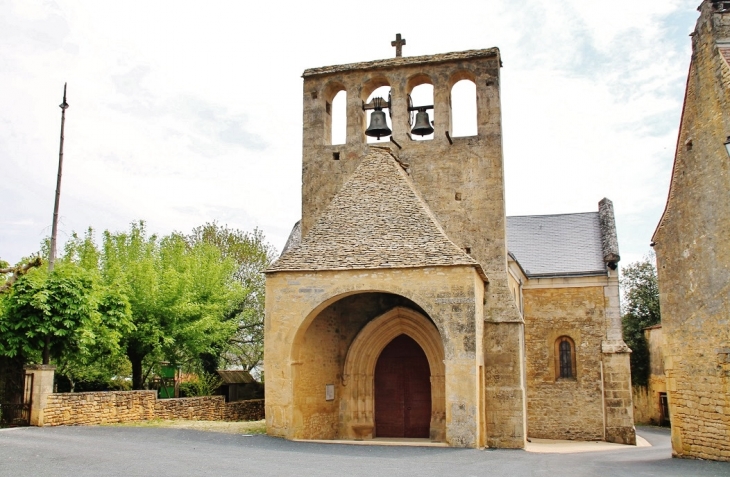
[297,47,526,448]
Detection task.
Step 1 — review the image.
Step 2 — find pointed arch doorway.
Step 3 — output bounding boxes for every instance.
[374,334,432,438]
[342,306,445,442]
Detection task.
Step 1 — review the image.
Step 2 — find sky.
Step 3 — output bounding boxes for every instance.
[0,0,699,268]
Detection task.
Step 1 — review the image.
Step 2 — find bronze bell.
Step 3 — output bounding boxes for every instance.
[411,109,434,136]
[365,109,392,139]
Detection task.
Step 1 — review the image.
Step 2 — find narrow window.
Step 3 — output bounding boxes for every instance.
[331,90,347,145]
[559,340,572,378]
[555,336,576,380]
[451,79,477,137]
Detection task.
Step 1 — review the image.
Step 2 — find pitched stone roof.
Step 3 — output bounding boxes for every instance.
[302,48,499,77]
[506,212,607,278]
[267,148,481,275]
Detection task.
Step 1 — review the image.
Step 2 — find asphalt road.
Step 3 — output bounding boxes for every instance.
[0,426,728,477]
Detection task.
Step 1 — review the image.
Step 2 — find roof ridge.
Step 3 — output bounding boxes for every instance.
[507,211,598,219]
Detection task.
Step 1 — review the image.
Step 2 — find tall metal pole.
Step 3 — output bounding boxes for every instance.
[45,83,68,365]
[49,83,69,274]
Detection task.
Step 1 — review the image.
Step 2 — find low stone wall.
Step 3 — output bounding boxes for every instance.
[154,396,225,421]
[225,399,265,421]
[42,390,264,426]
[44,391,157,426]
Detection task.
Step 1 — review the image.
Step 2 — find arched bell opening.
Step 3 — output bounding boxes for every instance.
[361,77,393,143]
[322,81,346,145]
[450,78,478,138]
[406,74,435,141]
[288,292,439,440]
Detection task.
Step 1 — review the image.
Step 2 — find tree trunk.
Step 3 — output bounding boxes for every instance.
[130,354,144,390]
[42,335,50,365]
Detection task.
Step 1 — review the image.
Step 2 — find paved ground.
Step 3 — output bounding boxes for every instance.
[1,425,728,477]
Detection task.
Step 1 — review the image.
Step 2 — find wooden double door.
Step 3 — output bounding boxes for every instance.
[374,334,432,438]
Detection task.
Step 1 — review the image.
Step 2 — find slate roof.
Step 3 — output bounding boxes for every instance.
[506,212,607,278]
[267,148,481,275]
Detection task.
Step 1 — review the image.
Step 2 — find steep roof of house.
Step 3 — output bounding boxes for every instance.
[506,212,607,278]
[267,148,482,276]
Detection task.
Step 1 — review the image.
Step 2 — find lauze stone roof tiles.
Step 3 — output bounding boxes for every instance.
[267,148,479,274]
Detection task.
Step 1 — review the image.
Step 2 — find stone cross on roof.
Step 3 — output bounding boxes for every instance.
[391,33,406,57]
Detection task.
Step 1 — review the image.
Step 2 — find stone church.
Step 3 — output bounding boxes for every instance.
[264,46,635,448]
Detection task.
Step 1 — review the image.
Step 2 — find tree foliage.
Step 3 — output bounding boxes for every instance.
[186,223,276,374]
[621,254,661,387]
[0,221,274,392]
[101,222,240,389]
[0,231,133,390]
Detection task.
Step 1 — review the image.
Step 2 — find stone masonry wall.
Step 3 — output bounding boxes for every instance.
[632,327,666,426]
[602,352,635,444]
[652,1,730,462]
[264,266,491,448]
[42,391,264,426]
[523,286,606,440]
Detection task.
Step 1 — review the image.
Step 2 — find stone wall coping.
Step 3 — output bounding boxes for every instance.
[24,364,57,371]
[49,390,156,397]
[302,48,500,78]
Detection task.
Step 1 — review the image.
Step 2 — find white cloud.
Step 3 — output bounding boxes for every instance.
[0,0,699,267]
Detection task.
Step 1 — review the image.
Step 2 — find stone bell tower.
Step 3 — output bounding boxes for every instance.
[265,45,526,448]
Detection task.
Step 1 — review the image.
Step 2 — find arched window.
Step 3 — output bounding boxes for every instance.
[323,83,346,146]
[330,90,347,145]
[450,79,477,137]
[555,336,576,379]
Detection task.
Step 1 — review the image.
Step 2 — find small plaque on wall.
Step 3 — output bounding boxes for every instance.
[325,384,335,401]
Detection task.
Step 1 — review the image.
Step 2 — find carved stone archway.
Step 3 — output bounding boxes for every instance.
[342,306,445,441]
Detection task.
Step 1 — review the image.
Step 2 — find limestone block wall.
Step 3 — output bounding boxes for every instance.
[523,285,606,440]
[44,391,157,425]
[483,320,525,448]
[154,396,225,421]
[652,1,730,462]
[632,326,667,426]
[264,266,491,448]
[632,386,654,424]
[633,378,667,426]
[42,390,264,426]
[224,399,265,421]
[602,352,635,444]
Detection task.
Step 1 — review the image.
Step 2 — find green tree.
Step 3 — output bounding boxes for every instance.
[50,230,133,391]
[0,263,96,363]
[621,254,661,387]
[186,223,276,374]
[101,222,240,389]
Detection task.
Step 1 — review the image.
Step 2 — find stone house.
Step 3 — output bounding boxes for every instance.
[264,46,634,448]
[652,0,730,462]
